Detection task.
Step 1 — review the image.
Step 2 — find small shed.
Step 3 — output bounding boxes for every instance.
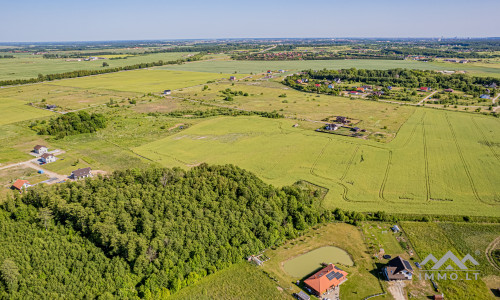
[229,76,236,81]
[392,225,400,233]
[295,291,310,300]
[163,90,172,95]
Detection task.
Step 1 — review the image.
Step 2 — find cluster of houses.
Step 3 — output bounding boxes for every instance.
[322,116,364,135]
[10,145,93,192]
[443,59,469,64]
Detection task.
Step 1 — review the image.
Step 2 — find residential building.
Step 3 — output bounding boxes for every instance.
[163,90,171,95]
[303,264,348,296]
[12,179,30,191]
[34,145,48,154]
[71,167,92,180]
[384,256,414,280]
[41,153,56,164]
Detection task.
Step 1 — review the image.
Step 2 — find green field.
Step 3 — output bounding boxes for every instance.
[0,98,53,125]
[159,59,500,77]
[401,222,500,299]
[0,52,191,81]
[48,69,244,93]
[170,263,290,300]
[135,109,500,217]
[283,246,354,278]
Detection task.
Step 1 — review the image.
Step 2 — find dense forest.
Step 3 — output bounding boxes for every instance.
[30,111,107,138]
[284,68,499,96]
[0,165,324,298]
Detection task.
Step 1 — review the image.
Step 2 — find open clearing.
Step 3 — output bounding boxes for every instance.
[48,69,245,93]
[135,109,500,217]
[0,98,53,125]
[283,246,353,278]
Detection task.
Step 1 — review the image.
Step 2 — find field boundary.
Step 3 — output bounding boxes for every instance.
[485,236,500,272]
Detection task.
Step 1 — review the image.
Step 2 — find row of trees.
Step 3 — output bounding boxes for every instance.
[29,111,106,138]
[0,54,204,87]
[150,107,284,119]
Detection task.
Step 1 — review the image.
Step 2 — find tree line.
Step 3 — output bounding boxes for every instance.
[0,54,204,87]
[149,107,284,119]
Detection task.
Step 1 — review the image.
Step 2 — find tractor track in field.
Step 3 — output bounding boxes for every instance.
[470,117,500,163]
[422,122,431,201]
[485,236,500,272]
[401,111,426,149]
[340,145,360,181]
[378,150,392,201]
[445,113,496,206]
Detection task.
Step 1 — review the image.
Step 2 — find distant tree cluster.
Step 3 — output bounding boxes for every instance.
[30,111,106,138]
[0,55,14,59]
[13,164,323,297]
[284,68,499,96]
[233,51,402,61]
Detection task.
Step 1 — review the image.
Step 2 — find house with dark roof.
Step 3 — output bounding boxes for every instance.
[33,145,48,154]
[384,256,414,280]
[303,264,348,296]
[71,167,92,180]
[229,76,236,81]
[40,153,56,164]
[444,89,454,93]
[479,94,490,99]
[325,124,339,131]
[162,90,171,95]
[335,116,349,124]
[12,179,30,191]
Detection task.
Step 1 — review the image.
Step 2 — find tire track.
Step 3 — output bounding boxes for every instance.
[470,117,500,163]
[340,145,360,181]
[445,113,496,206]
[378,150,392,201]
[485,236,500,272]
[422,121,431,201]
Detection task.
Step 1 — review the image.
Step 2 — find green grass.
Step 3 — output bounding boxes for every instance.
[401,222,500,299]
[0,98,53,125]
[169,262,290,300]
[0,52,191,81]
[47,69,245,94]
[283,246,353,278]
[158,59,500,77]
[134,109,500,217]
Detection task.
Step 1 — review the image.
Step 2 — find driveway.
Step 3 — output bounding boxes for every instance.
[387,280,407,300]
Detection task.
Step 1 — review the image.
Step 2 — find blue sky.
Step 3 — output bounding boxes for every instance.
[1,0,499,42]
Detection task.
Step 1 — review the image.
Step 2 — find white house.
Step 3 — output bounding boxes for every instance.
[34,145,48,154]
[41,153,56,164]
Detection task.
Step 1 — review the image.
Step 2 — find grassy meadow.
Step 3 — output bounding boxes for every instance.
[134,109,500,217]
[0,98,53,125]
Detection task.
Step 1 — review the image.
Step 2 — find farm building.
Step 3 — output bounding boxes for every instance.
[294,291,310,300]
[46,104,57,110]
[229,76,236,81]
[278,69,285,73]
[328,84,334,88]
[71,167,92,180]
[384,256,414,280]
[40,153,56,164]
[162,90,171,95]
[334,78,342,84]
[356,87,365,92]
[479,94,490,99]
[433,294,444,300]
[12,179,30,191]
[387,86,393,90]
[352,127,360,132]
[325,124,339,131]
[303,263,348,296]
[33,145,48,154]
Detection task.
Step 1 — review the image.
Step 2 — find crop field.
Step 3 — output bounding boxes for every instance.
[401,222,500,299]
[0,97,53,125]
[283,246,353,278]
[48,69,244,93]
[0,52,191,81]
[135,108,500,217]
[261,223,389,300]
[159,59,500,77]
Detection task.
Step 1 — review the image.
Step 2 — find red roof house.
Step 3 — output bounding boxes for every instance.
[419,87,431,92]
[304,264,348,296]
[12,179,30,191]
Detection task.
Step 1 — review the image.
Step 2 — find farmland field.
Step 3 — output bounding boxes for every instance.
[0,52,191,81]
[135,108,500,217]
[0,97,53,125]
[48,69,244,93]
[401,222,500,299]
[159,59,500,77]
